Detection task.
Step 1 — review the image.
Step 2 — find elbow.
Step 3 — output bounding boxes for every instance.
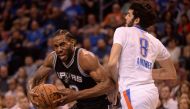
[171,71,177,80]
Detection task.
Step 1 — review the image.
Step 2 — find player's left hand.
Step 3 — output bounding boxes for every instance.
[52,88,77,106]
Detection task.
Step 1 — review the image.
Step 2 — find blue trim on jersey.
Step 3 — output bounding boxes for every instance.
[126,89,131,102]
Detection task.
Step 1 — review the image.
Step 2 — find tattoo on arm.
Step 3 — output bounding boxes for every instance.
[27,54,54,90]
[28,66,52,90]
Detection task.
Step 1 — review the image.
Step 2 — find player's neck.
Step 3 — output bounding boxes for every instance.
[65,47,75,64]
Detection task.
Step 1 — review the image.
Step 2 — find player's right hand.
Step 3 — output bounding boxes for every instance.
[27,89,39,107]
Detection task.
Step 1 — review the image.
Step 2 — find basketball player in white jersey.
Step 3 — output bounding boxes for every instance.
[107,2,177,109]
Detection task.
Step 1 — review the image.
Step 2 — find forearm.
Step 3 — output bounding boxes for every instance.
[75,79,115,100]
[107,63,118,83]
[152,68,176,80]
[27,74,47,91]
[27,66,51,91]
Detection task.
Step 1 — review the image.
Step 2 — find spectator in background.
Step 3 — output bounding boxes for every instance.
[16,7,30,32]
[121,0,133,14]
[46,37,54,53]
[26,20,44,47]
[157,10,176,36]
[15,85,26,97]
[101,3,123,28]
[82,37,92,51]
[11,19,21,31]
[89,25,105,47]
[79,14,99,37]
[29,5,41,25]
[43,24,56,38]
[4,92,18,109]
[166,38,181,63]
[61,0,71,12]
[161,23,177,45]
[7,77,17,94]
[104,27,114,46]
[17,95,34,109]
[180,33,190,73]
[160,85,178,109]
[179,81,190,96]
[178,97,190,109]
[0,31,9,52]
[24,20,45,59]
[64,0,84,26]
[49,6,69,30]
[0,52,8,66]
[165,0,180,23]
[177,14,190,38]
[0,95,3,108]
[69,24,83,46]
[168,79,181,100]
[174,62,187,81]
[23,56,37,77]
[177,0,190,24]
[0,65,9,94]
[8,29,25,74]
[181,46,190,71]
[185,33,190,46]
[92,39,111,63]
[81,0,99,18]
[14,67,28,88]
[180,93,190,103]
[2,9,13,31]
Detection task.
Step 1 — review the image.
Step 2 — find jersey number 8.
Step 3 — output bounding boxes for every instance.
[140,38,148,57]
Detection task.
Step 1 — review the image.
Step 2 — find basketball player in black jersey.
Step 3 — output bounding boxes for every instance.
[27,29,115,109]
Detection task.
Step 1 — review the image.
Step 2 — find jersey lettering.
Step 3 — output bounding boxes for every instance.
[57,72,83,83]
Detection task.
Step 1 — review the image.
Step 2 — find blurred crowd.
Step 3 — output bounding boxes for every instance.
[0,0,190,109]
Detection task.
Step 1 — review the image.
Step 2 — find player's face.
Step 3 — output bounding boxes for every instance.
[53,35,74,62]
[125,9,135,27]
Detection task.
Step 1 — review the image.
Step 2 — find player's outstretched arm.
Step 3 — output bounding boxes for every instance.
[107,43,122,82]
[27,53,53,106]
[53,50,115,105]
[152,58,177,80]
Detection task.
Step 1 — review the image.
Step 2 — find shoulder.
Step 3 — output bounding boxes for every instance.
[115,26,127,31]
[79,49,99,71]
[114,26,132,36]
[116,26,134,30]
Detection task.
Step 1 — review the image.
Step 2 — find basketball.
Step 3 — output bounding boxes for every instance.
[32,84,61,108]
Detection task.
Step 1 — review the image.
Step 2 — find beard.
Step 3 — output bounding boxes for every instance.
[126,18,135,27]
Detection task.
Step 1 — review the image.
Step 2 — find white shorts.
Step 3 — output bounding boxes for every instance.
[120,84,159,109]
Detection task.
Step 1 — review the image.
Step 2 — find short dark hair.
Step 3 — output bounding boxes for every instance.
[53,29,75,40]
[129,2,156,29]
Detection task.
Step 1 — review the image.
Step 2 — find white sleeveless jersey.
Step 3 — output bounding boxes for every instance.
[113,26,170,91]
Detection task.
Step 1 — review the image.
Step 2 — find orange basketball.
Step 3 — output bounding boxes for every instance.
[32,84,61,108]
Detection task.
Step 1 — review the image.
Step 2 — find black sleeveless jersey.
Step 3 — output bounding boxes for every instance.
[52,48,109,108]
